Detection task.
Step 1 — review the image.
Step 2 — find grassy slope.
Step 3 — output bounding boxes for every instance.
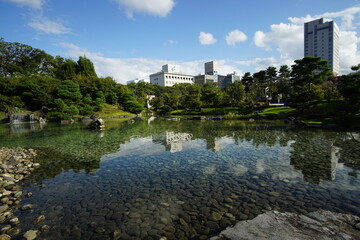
[97,104,135,118]
[257,106,297,118]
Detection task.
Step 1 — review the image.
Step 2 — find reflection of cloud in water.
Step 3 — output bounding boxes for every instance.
[101,137,164,160]
[229,164,248,176]
[202,165,216,175]
[218,136,235,149]
[271,167,303,181]
[256,159,265,174]
[182,139,207,150]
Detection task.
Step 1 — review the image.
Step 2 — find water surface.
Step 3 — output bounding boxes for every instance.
[0,118,359,240]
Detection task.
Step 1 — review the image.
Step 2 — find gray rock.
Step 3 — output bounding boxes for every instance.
[23,230,38,240]
[210,210,360,240]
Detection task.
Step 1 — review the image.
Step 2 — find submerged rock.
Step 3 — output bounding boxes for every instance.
[23,230,38,240]
[211,210,360,240]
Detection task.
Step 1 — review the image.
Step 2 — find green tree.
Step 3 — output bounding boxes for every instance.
[276,65,291,102]
[19,75,60,110]
[222,81,245,106]
[57,80,82,104]
[290,56,331,104]
[0,38,57,77]
[56,58,78,80]
[201,82,223,107]
[120,92,144,114]
[339,66,360,112]
[48,98,79,120]
[77,56,97,77]
[241,72,254,92]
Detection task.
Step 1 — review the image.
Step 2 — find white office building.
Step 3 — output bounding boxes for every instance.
[304,18,340,74]
[150,64,194,87]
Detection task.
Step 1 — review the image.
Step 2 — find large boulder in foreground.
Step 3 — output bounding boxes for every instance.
[211,210,360,240]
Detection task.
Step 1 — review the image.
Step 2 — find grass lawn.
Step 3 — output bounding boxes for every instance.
[97,104,135,118]
[0,112,6,123]
[257,106,296,118]
[170,107,241,115]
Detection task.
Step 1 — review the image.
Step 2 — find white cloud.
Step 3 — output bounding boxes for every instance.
[252,6,360,74]
[29,16,70,34]
[60,43,242,84]
[112,0,175,19]
[226,30,247,46]
[236,57,293,72]
[318,6,360,30]
[2,0,44,9]
[253,31,267,48]
[163,40,175,46]
[198,32,217,45]
[338,31,360,73]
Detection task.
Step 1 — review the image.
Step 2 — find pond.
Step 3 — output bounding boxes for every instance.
[0,118,360,240]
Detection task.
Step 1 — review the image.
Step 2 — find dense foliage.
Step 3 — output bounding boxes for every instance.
[0,38,359,121]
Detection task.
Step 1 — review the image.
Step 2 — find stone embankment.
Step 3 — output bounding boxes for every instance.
[0,147,47,240]
[211,210,360,240]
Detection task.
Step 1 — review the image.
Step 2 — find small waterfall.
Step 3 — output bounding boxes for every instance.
[10,114,37,124]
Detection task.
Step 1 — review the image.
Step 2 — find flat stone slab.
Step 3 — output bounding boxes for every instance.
[210,210,360,240]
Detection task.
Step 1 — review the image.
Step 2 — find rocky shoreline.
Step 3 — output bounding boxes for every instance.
[210,210,360,240]
[0,147,47,240]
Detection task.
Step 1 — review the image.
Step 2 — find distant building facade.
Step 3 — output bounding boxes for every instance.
[149,64,194,87]
[194,74,215,85]
[304,18,340,74]
[220,72,241,88]
[195,61,227,87]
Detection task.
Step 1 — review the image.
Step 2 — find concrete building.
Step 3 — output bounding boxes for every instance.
[304,18,340,74]
[150,64,194,87]
[220,72,241,88]
[195,61,227,86]
[194,74,215,85]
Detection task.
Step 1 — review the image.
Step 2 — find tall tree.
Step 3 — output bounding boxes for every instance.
[276,65,291,102]
[241,72,254,91]
[291,57,331,104]
[56,59,78,80]
[0,38,57,77]
[77,56,97,77]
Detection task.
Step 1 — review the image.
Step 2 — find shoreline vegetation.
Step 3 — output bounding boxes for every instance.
[0,38,359,131]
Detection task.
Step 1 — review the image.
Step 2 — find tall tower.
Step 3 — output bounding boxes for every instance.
[304,18,339,74]
[204,61,218,82]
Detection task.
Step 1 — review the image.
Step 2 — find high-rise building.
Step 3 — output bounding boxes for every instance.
[304,18,340,74]
[204,61,219,82]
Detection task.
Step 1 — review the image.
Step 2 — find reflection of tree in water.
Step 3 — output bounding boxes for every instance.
[2,118,359,186]
[335,133,360,172]
[289,131,340,184]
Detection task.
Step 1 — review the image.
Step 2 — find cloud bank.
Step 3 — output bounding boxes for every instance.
[252,6,360,74]
[113,0,176,19]
[60,43,243,84]
[2,0,43,9]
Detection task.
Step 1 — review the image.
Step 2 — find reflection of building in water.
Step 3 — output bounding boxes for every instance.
[290,139,341,184]
[10,122,45,134]
[206,139,220,152]
[330,145,340,180]
[153,131,193,153]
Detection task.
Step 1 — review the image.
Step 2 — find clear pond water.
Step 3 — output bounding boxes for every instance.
[0,118,360,240]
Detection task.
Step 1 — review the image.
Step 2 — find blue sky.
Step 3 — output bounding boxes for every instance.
[1,0,360,83]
